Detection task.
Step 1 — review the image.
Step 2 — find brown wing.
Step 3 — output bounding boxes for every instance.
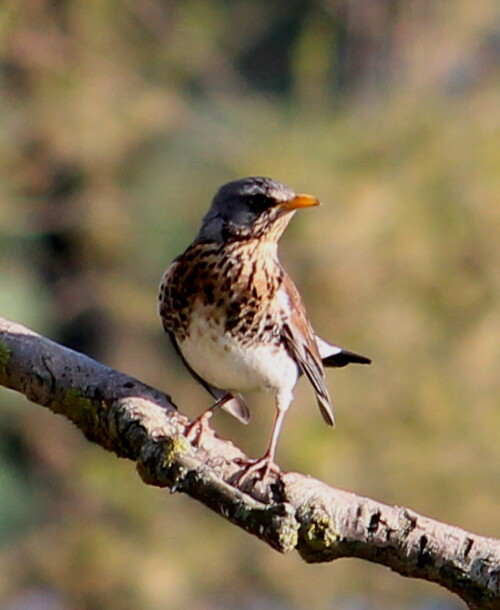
[279,274,335,427]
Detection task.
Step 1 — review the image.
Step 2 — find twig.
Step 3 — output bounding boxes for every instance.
[0,316,498,609]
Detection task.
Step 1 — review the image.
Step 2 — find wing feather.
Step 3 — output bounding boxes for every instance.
[279,277,335,427]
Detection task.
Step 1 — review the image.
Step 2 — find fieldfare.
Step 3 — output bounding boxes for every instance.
[159,176,370,480]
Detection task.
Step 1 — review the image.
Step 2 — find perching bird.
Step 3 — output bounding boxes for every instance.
[159,176,370,480]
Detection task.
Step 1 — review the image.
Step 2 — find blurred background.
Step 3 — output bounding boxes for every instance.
[0,1,499,608]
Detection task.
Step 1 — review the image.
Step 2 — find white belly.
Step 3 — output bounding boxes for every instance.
[178,315,298,393]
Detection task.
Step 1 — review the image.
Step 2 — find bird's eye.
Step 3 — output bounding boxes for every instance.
[249,194,271,209]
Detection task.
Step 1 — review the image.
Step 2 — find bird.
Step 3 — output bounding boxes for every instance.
[159,176,371,480]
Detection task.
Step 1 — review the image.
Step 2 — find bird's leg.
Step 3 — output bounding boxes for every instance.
[185,408,215,445]
[185,393,234,445]
[234,397,289,484]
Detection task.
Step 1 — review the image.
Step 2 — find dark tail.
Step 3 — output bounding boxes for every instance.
[322,349,372,368]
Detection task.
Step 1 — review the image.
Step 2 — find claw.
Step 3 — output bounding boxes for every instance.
[185,393,235,445]
[185,409,214,445]
[233,453,280,486]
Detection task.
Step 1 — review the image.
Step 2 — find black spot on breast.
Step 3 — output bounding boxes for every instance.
[174,295,189,310]
[229,300,242,315]
[183,281,198,297]
[190,262,203,276]
[225,317,238,332]
[182,250,197,263]
[204,284,215,305]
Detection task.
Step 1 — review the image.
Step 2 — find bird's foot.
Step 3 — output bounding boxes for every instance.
[185,410,214,446]
[233,453,280,486]
[185,394,235,446]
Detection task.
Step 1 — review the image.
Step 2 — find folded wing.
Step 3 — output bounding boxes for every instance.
[279,278,335,427]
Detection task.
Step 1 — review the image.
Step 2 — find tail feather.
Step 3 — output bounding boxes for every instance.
[317,393,335,427]
[323,349,372,368]
[316,335,372,368]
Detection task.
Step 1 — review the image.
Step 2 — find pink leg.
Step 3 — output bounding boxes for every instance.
[185,394,234,445]
[234,405,287,484]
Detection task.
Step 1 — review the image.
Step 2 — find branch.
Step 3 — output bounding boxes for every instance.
[0,317,498,609]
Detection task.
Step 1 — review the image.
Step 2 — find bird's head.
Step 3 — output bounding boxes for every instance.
[197,176,320,243]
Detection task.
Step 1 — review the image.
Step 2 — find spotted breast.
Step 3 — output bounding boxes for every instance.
[159,238,297,393]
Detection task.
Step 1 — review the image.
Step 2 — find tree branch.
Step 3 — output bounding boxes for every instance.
[0,317,498,609]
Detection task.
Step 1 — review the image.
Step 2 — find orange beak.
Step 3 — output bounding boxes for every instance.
[280,193,320,211]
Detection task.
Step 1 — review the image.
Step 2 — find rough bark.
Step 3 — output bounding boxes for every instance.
[0,317,498,609]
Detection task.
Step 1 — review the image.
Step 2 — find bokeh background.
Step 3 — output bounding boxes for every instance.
[0,1,499,609]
